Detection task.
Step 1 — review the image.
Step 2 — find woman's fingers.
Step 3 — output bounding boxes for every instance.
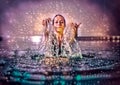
[75,22,81,28]
[72,22,81,29]
[48,18,51,22]
[42,20,45,26]
[78,22,82,26]
[42,18,51,27]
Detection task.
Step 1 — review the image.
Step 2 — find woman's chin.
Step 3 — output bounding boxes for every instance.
[56,27,64,32]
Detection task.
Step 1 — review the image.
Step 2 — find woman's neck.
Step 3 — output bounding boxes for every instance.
[54,30,63,45]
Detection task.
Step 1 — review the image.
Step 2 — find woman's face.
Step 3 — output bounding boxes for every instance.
[53,16,65,29]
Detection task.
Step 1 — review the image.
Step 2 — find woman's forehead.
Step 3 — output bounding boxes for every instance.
[54,16,65,21]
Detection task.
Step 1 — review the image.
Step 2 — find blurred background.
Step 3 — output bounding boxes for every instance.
[0,0,120,50]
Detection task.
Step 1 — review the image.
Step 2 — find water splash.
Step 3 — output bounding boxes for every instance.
[42,22,83,58]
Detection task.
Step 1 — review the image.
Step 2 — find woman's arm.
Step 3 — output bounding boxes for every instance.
[69,22,81,43]
[42,18,51,40]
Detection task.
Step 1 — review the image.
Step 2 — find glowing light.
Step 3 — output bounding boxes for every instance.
[0,0,114,50]
[31,36,41,44]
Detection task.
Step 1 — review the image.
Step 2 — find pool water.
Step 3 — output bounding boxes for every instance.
[0,41,120,85]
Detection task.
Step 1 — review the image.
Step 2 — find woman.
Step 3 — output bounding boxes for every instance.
[42,14,81,57]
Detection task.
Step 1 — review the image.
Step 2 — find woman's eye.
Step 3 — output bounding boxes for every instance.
[55,21,64,24]
[55,22,58,23]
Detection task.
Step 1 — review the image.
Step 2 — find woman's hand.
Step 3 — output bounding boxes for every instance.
[42,18,51,41]
[69,22,81,43]
[42,18,51,28]
[70,22,81,31]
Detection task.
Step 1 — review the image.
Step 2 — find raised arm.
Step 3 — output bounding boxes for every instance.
[69,22,81,43]
[42,18,51,40]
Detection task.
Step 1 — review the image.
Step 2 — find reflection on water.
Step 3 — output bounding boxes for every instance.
[0,40,120,85]
[79,41,120,59]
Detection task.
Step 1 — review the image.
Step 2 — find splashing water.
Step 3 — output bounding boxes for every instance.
[1,35,120,85]
[0,21,86,85]
[41,22,83,58]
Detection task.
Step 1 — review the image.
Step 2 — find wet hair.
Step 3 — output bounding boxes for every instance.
[52,14,66,27]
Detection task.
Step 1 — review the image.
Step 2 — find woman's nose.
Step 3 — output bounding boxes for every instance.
[58,22,62,26]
